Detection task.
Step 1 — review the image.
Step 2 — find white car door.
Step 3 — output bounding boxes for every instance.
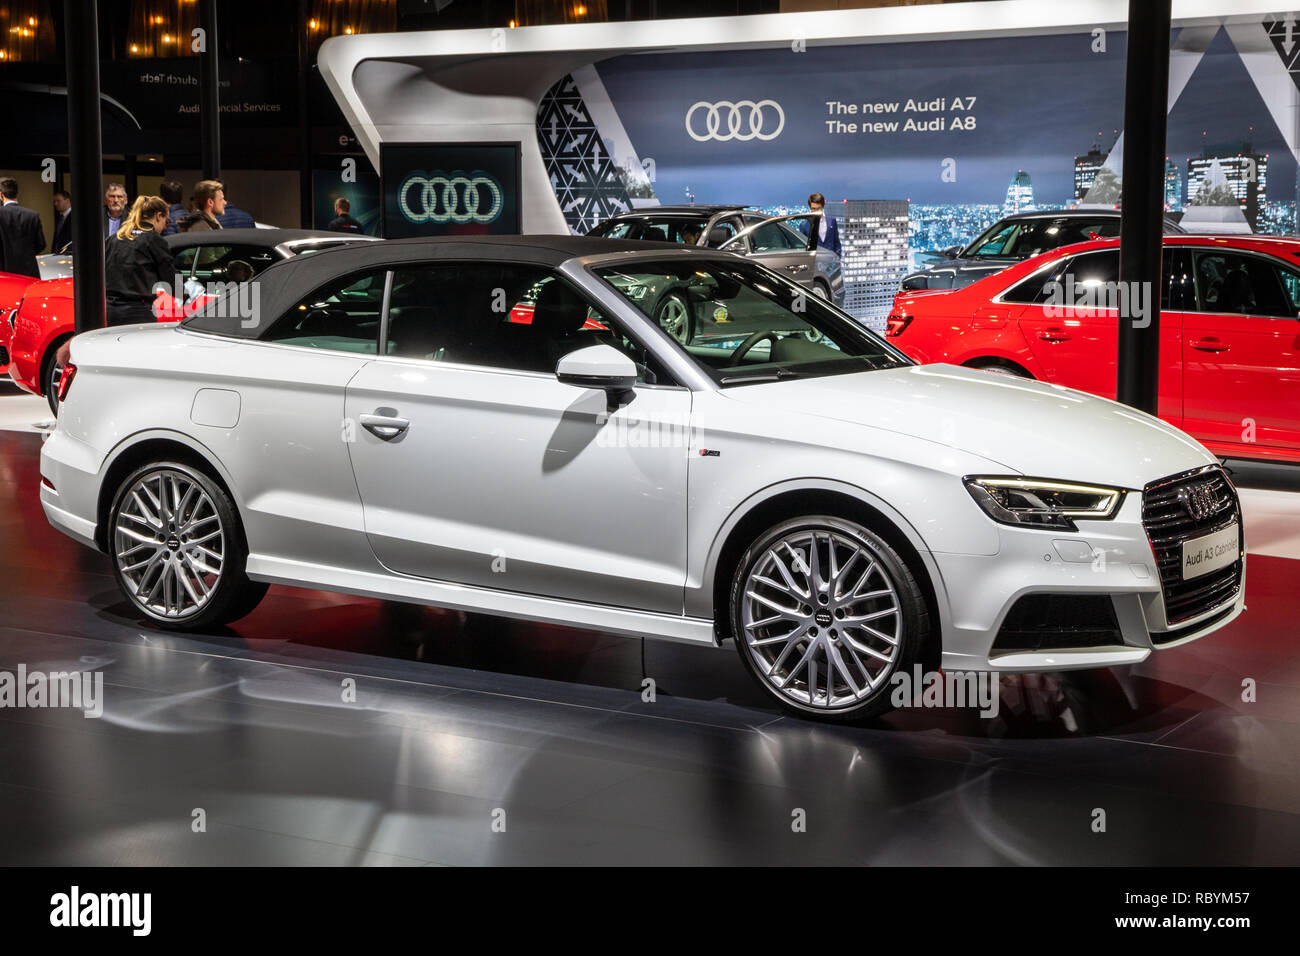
[343,261,692,614]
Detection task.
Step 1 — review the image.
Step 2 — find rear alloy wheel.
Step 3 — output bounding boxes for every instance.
[109,461,267,629]
[730,516,928,722]
[654,292,693,344]
[41,349,62,416]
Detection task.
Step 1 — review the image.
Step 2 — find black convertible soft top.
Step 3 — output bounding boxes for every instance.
[183,234,695,337]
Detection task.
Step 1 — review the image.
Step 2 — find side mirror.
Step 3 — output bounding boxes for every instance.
[556,344,638,410]
[943,245,964,258]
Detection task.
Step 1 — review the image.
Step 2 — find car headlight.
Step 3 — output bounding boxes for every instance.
[963,477,1124,530]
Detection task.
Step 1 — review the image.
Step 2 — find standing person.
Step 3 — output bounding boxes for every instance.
[327,197,363,234]
[798,192,842,257]
[216,183,257,229]
[105,196,175,327]
[0,177,47,277]
[102,183,128,238]
[178,180,226,232]
[159,180,187,237]
[51,189,73,253]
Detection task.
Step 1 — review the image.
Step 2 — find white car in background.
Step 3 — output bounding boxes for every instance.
[39,237,1245,722]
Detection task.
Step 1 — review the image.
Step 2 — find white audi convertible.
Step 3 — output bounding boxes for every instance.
[40,236,1245,721]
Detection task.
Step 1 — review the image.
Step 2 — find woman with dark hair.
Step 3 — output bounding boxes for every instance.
[105,195,176,327]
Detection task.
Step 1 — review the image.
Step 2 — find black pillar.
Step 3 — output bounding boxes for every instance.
[199,0,221,179]
[1116,0,1172,414]
[64,0,105,334]
[297,0,313,228]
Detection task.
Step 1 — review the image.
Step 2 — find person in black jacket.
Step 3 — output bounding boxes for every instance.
[105,195,176,327]
[0,177,47,277]
[327,197,364,234]
[51,189,73,254]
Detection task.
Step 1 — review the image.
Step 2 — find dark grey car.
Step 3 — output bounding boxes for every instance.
[900,210,1186,292]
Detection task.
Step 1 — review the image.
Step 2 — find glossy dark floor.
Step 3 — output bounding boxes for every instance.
[2,422,1298,865]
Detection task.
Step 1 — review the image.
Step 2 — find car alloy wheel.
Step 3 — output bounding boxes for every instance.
[733,517,925,719]
[655,292,692,344]
[113,467,227,621]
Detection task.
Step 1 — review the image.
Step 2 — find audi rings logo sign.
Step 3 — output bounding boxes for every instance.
[685,100,785,142]
[398,172,504,225]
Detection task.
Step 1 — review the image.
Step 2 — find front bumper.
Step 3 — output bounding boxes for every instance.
[932,491,1245,672]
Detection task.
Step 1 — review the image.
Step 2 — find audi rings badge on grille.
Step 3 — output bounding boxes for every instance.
[398,173,504,224]
[685,100,785,142]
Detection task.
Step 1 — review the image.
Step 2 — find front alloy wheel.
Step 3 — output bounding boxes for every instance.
[731,516,928,721]
[110,461,267,628]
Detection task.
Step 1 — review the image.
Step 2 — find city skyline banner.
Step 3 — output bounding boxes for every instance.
[536,21,1300,252]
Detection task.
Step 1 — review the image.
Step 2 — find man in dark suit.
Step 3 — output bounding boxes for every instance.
[51,189,72,253]
[798,192,842,258]
[102,183,128,238]
[0,177,46,278]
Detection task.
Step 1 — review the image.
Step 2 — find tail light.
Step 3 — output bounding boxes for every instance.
[885,313,912,337]
[56,363,76,403]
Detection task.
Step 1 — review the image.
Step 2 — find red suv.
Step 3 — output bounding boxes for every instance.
[888,234,1300,464]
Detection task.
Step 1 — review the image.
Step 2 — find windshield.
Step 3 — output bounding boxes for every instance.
[594,259,909,386]
[961,217,1120,260]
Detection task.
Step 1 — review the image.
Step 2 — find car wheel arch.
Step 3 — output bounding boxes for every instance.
[962,356,1036,378]
[702,480,945,670]
[94,431,244,554]
[39,331,74,394]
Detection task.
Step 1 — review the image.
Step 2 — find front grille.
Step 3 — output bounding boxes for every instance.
[1142,466,1243,627]
[992,593,1122,653]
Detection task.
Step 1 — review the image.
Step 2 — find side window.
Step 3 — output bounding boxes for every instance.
[1163,248,1194,311]
[1064,249,1121,287]
[261,270,385,353]
[384,262,672,384]
[598,221,638,240]
[702,218,739,248]
[172,247,198,279]
[1001,250,1120,306]
[1192,250,1291,316]
[191,244,279,283]
[1277,265,1300,314]
[746,221,801,253]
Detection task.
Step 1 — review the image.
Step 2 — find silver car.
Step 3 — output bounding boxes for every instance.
[40,236,1244,722]
[588,205,845,312]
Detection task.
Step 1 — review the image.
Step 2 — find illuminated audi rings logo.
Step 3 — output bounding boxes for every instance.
[685,100,785,142]
[398,172,503,224]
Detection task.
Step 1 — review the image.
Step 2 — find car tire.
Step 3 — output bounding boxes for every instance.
[729,515,929,722]
[108,460,268,630]
[654,291,694,345]
[41,346,62,416]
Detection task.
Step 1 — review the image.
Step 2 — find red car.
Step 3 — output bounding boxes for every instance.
[0,270,41,376]
[7,229,376,413]
[887,234,1300,464]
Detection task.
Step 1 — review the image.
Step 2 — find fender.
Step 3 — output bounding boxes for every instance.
[692,475,955,642]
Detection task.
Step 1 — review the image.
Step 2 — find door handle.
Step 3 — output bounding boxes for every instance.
[359,412,410,439]
[1037,327,1071,343]
[1191,337,1230,353]
[786,263,809,273]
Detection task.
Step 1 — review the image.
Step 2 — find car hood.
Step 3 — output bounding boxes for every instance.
[725,363,1212,489]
